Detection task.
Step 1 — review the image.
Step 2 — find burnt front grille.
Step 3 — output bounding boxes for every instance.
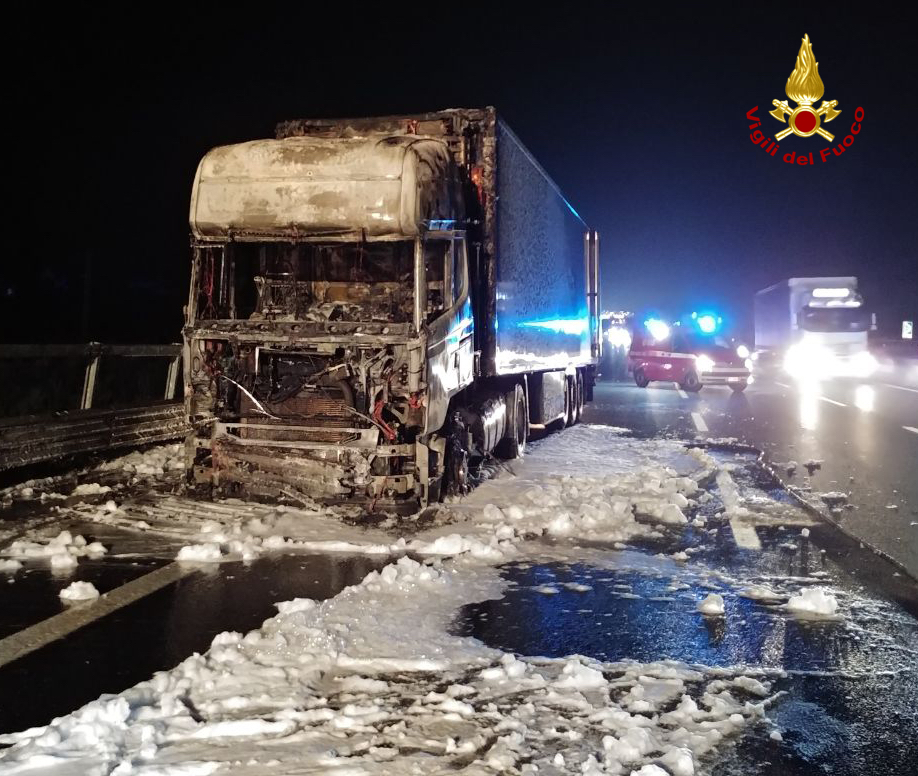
[241,390,353,428]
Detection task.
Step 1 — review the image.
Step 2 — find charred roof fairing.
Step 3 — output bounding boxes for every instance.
[190,135,456,241]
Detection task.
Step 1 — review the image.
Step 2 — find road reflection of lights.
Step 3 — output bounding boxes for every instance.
[854,385,875,412]
[799,380,820,430]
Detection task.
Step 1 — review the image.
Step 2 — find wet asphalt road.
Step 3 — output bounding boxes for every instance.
[0,375,916,773]
[0,541,389,733]
[453,453,918,775]
[583,376,918,578]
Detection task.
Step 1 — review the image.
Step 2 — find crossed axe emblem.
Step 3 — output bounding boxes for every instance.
[770,99,841,141]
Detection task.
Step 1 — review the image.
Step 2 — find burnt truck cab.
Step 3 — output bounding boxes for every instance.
[184,110,600,513]
[185,135,473,511]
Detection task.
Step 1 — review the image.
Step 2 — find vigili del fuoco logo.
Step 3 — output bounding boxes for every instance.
[747,34,863,165]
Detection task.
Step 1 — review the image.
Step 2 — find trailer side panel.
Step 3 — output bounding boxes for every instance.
[492,121,591,375]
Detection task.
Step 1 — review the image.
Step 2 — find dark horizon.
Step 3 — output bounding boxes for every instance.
[4,7,915,344]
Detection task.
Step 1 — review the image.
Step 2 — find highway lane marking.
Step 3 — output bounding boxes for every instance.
[730,518,762,550]
[883,383,918,394]
[0,562,196,669]
[775,381,791,389]
[691,412,708,433]
[904,426,918,435]
[818,396,847,407]
[677,388,689,399]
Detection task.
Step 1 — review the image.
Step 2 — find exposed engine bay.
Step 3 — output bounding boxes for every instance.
[187,333,429,510]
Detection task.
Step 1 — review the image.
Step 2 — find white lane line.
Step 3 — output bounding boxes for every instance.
[883,383,918,394]
[691,412,708,433]
[904,426,918,435]
[730,518,762,550]
[677,388,689,399]
[0,562,196,668]
[775,381,791,389]
[819,396,847,407]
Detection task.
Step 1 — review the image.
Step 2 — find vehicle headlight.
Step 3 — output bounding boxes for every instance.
[736,344,750,359]
[606,326,632,348]
[784,343,832,379]
[851,351,878,377]
[744,358,753,370]
[695,354,715,373]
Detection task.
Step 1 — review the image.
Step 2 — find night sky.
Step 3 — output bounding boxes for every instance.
[5,7,915,343]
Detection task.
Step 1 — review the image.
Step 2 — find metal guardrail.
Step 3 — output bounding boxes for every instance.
[0,344,186,472]
[0,403,187,472]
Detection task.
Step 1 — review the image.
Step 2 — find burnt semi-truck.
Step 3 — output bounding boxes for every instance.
[183,108,601,512]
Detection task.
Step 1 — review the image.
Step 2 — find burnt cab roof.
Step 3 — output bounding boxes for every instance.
[190,134,457,242]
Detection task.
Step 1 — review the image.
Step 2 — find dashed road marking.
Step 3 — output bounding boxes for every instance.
[677,388,689,399]
[691,412,708,433]
[904,426,918,435]
[883,383,918,395]
[775,381,791,389]
[819,396,846,407]
[730,518,762,550]
[0,562,196,669]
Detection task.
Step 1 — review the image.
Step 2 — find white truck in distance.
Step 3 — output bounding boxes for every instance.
[754,277,876,379]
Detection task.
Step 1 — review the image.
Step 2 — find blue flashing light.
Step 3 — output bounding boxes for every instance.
[697,314,718,334]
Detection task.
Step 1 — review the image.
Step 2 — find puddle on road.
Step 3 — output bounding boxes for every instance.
[454,559,918,775]
[0,553,390,734]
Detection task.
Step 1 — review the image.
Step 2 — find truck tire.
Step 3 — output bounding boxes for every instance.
[495,383,528,459]
[634,368,650,388]
[443,411,470,496]
[730,381,747,393]
[680,370,702,392]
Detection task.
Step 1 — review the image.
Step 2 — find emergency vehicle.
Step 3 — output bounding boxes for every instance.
[628,321,751,392]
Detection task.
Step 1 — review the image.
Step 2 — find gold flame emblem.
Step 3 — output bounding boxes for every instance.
[769,34,841,141]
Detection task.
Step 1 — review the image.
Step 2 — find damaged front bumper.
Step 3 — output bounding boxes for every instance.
[200,423,420,512]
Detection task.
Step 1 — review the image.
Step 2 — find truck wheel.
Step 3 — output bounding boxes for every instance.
[730,382,747,393]
[495,383,528,459]
[443,411,470,496]
[634,368,650,388]
[680,371,702,392]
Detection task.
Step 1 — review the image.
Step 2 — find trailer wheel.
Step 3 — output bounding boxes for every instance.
[565,376,577,427]
[634,368,650,388]
[680,370,702,392]
[574,370,585,423]
[496,383,528,459]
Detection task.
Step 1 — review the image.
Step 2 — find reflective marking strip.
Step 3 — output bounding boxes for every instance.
[0,562,195,668]
[904,426,918,435]
[691,412,708,433]
[677,388,689,399]
[730,518,762,550]
[819,396,847,407]
[884,383,918,395]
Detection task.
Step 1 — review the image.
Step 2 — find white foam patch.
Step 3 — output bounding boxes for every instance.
[59,581,100,601]
[0,427,782,774]
[787,587,840,619]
